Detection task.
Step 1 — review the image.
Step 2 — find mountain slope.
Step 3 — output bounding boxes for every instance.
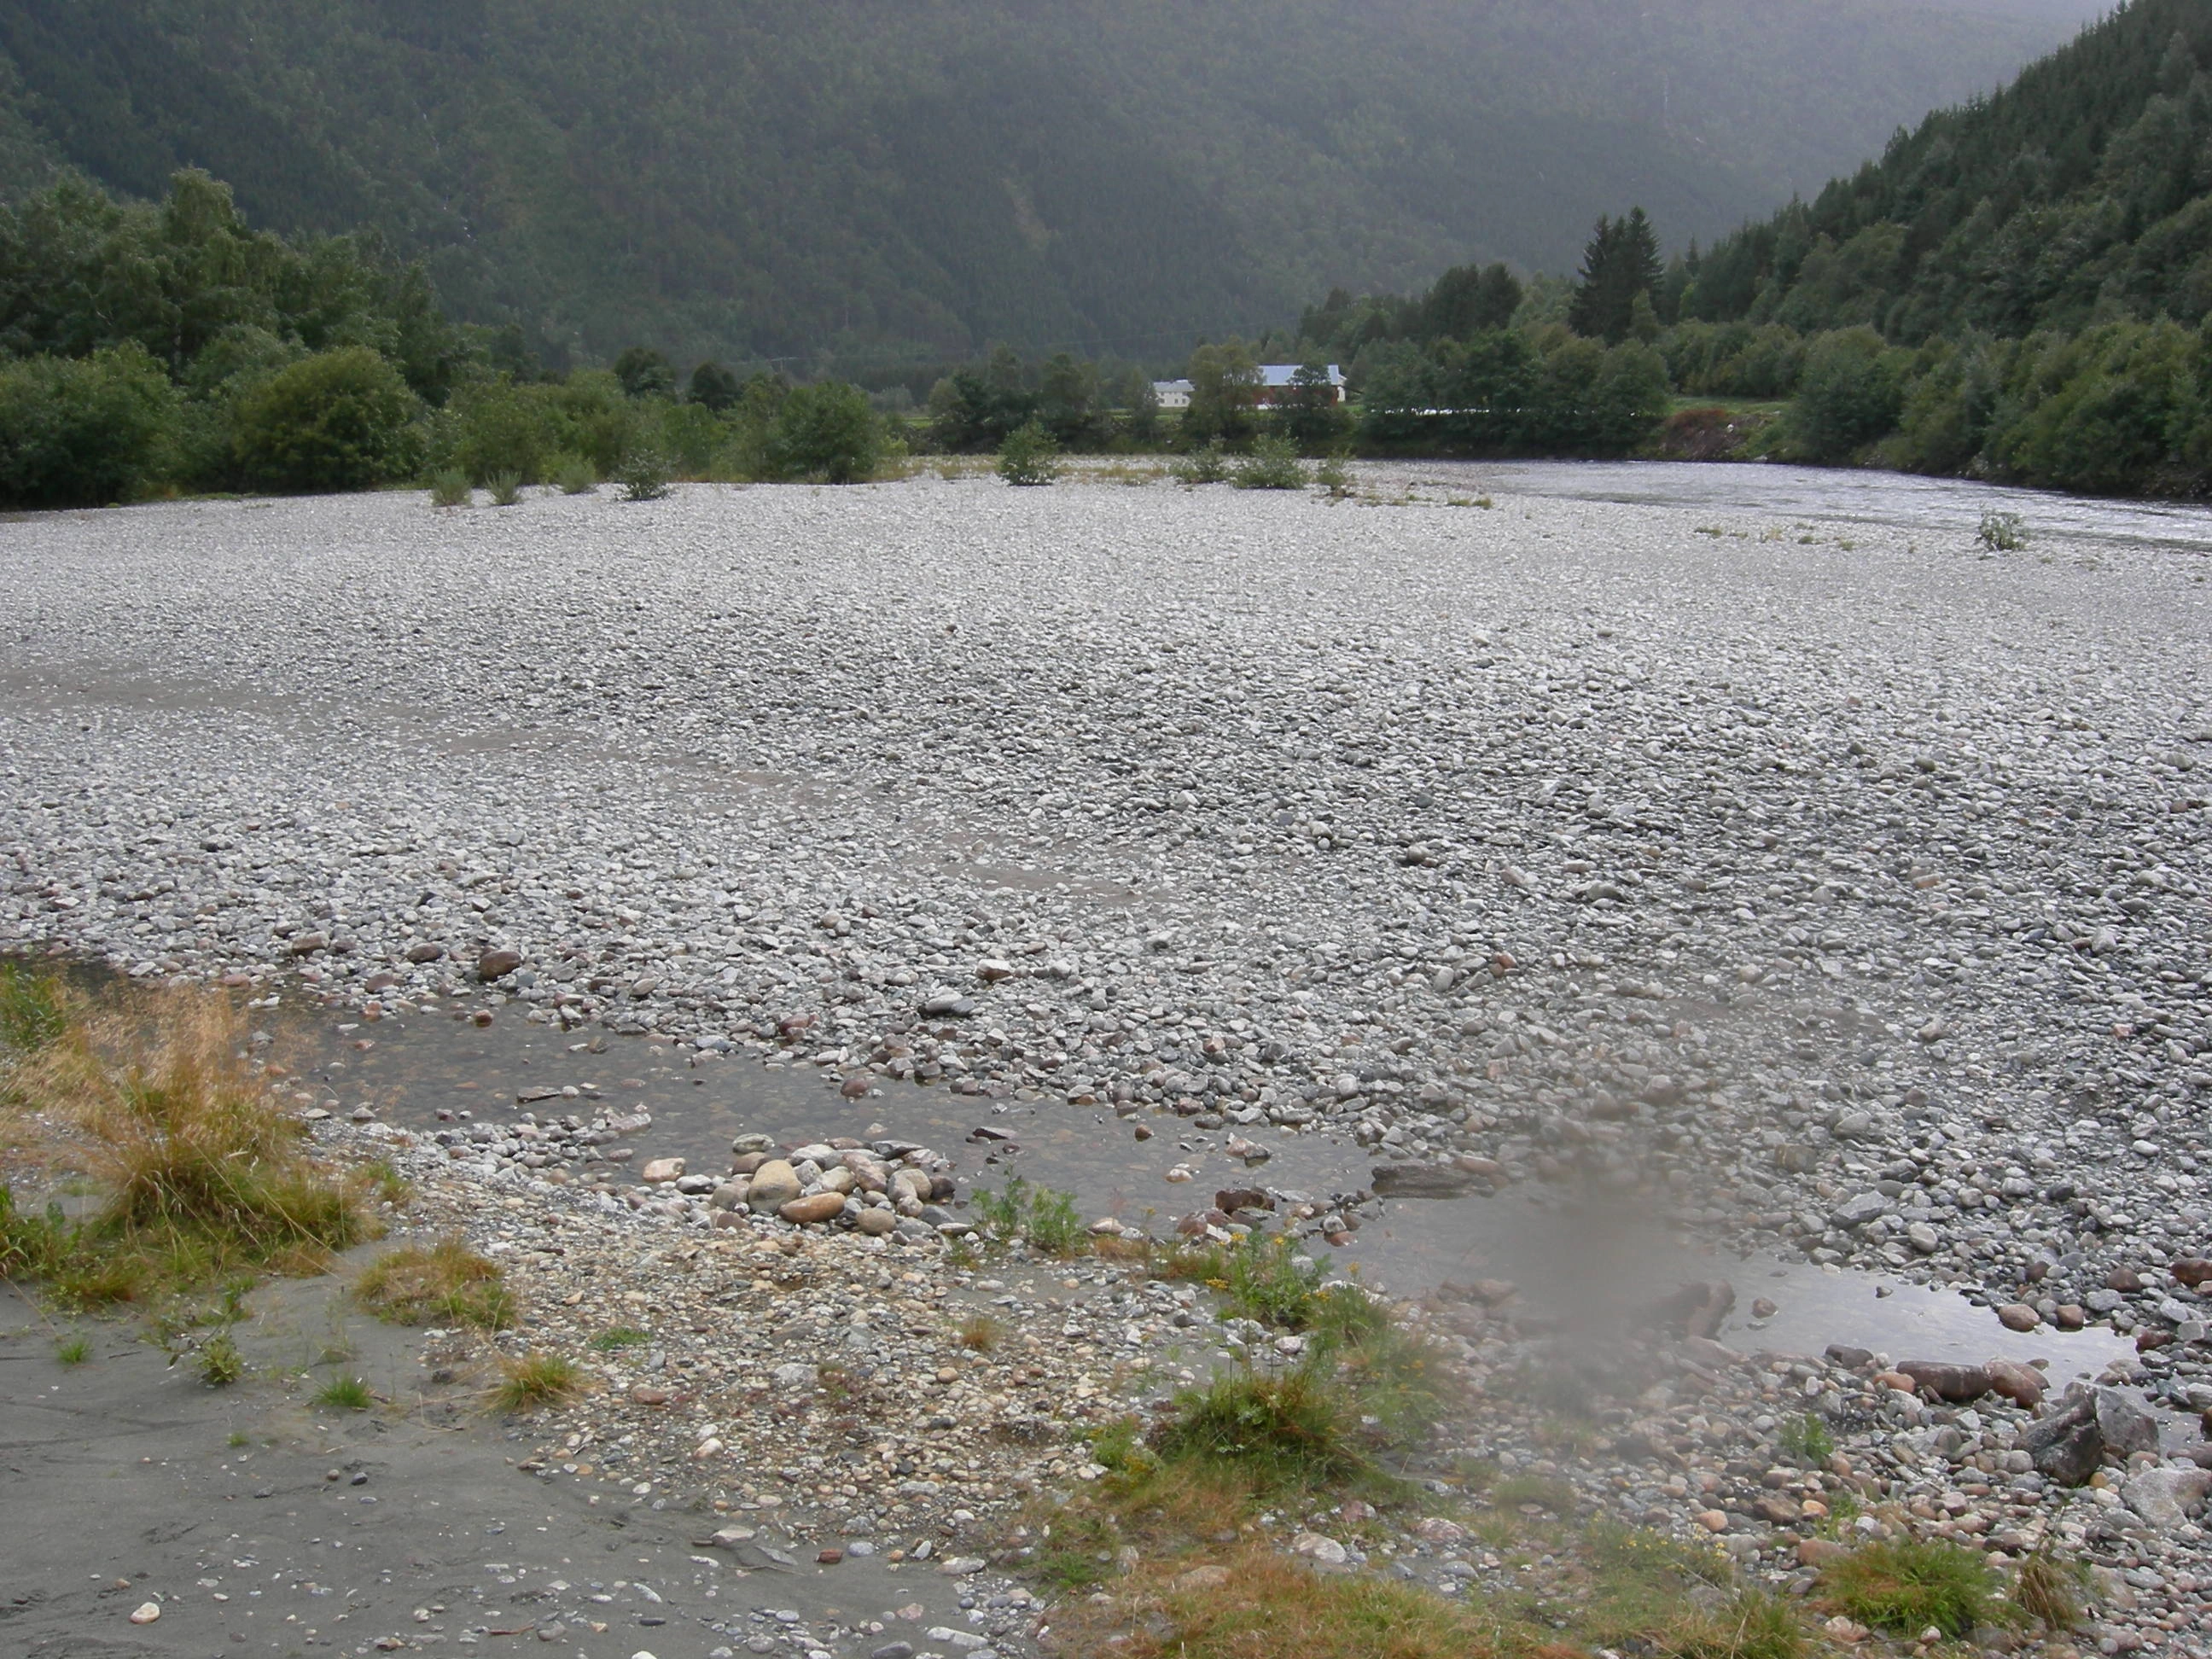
[1680,0,2212,339]
[0,0,2102,364]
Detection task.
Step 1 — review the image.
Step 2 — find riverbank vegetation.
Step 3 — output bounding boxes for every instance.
[0,962,372,1307]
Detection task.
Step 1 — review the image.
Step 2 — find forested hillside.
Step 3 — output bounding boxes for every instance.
[0,0,2094,368]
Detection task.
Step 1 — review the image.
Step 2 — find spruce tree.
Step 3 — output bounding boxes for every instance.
[1569,208,1663,344]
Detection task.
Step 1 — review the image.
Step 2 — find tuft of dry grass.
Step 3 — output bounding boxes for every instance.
[0,981,366,1305]
[492,1350,580,1412]
[355,1237,514,1328]
[958,1312,1006,1351]
[1052,1545,1500,1659]
[2011,1550,2087,1631]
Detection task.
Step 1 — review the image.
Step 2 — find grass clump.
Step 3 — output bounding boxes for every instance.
[959,1312,1006,1351]
[0,961,71,1056]
[196,1330,245,1386]
[1580,1524,1802,1659]
[1233,434,1307,490]
[972,1176,1088,1256]
[0,989,368,1307]
[1153,1363,1378,1494]
[588,1325,650,1351]
[427,469,471,508]
[996,420,1061,486]
[1161,1234,1326,1328]
[1057,1545,1497,1659]
[484,470,524,507]
[550,452,597,494]
[492,1350,580,1412]
[1819,1537,2005,1639]
[54,1333,90,1365]
[1313,451,1353,498]
[313,1373,372,1411]
[354,1237,515,1329]
[2011,1549,2087,1631]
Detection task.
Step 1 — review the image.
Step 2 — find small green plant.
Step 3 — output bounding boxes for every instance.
[485,471,524,507]
[1778,1412,1834,1466]
[615,448,672,501]
[54,1334,90,1365]
[550,452,597,494]
[196,1331,245,1386]
[972,1177,1088,1256]
[1819,1537,2005,1638]
[1313,450,1353,497]
[492,1350,579,1412]
[588,1325,651,1351]
[353,1237,515,1329]
[227,1429,250,1447]
[1170,438,1230,486]
[1976,509,2028,551]
[1233,434,1307,490]
[1152,1361,1376,1493]
[2011,1549,2087,1630]
[357,1159,410,1208]
[0,962,70,1052]
[313,1373,372,1411]
[997,420,1061,486]
[428,469,472,509]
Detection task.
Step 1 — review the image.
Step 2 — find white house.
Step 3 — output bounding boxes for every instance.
[1150,378,1194,410]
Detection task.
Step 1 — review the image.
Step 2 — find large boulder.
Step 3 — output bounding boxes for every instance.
[746,1160,801,1208]
[1897,1360,1991,1403]
[2121,1466,2212,1528]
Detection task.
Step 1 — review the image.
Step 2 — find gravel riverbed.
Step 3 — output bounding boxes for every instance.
[3,465,2211,1649]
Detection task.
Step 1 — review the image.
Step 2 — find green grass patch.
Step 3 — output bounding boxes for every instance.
[971,1176,1088,1256]
[313,1373,372,1411]
[1819,1537,2008,1638]
[492,1350,579,1412]
[196,1331,245,1386]
[588,1326,650,1351]
[353,1237,515,1328]
[54,1333,90,1365]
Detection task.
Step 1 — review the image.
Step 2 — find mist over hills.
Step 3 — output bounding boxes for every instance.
[0,0,2105,366]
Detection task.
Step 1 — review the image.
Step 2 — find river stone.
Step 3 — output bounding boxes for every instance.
[855,1207,899,1235]
[747,1160,801,1208]
[2095,1387,2162,1458]
[1995,1302,2040,1330]
[476,947,523,981]
[1897,1360,1990,1403]
[1830,1190,1889,1228]
[640,1156,685,1184]
[1984,1358,2046,1409]
[1291,1531,1348,1565]
[1371,1163,1475,1198]
[2121,1467,2212,1528]
[781,1191,847,1224]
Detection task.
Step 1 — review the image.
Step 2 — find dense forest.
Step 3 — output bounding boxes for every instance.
[0,0,2094,369]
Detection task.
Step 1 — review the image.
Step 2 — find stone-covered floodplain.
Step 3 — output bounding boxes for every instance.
[3,463,2212,1649]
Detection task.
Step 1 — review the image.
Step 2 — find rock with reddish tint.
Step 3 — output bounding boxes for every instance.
[1995,1301,2040,1331]
[476,947,522,981]
[1897,1359,1991,1403]
[1984,1358,2046,1409]
[746,1160,801,1208]
[779,1191,847,1224]
[2172,1258,2212,1289]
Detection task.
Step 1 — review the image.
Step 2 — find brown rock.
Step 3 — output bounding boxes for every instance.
[2053,1303,2085,1330]
[816,1549,844,1564]
[1214,1187,1274,1214]
[640,1157,686,1184]
[1996,1302,2040,1331]
[1694,1510,1729,1533]
[839,1075,870,1099]
[2172,1258,2212,1289]
[476,948,523,981]
[1753,1495,1803,1524]
[1453,1155,1506,1179]
[1872,1370,1920,1392]
[2106,1266,2145,1292]
[631,1385,671,1406]
[1984,1358,2046,1409]
[1898,1359,1992,1403]
[780,1192,847,1225]
[405,940,445,963]
[855,1208,899,1235]
[1798,1537,1851,1566]
[746,1159,801,1207]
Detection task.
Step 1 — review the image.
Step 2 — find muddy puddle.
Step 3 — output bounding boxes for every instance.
[290,1000,2140,1392]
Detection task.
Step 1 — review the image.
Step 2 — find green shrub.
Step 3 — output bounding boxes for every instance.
[0,963,70,1053]
[313,1373,372,1411]
[196,1331,245,1386]
[1778,1412,1834,1465]
[615,448,672,501]
[765,381,882,482]
[1976,509,2028,550]
[1171,438,1231,485]
[427,469,471,508]
[485,471,524,507]
[998,420,1062,486]
[1819,1538,2005,1638]
[54,1334,90,1365]
[492,1350,579,1412]
[1313,451,1353,495]
[354,1237,515,1329]
[1151,1363,1373,1493]
[973,1176,1087,1256]
[229,346,422,492]
[550,452,597,494]
[0,342,178,509]
[1789,328,1906,462]
[1233,434,1307,489]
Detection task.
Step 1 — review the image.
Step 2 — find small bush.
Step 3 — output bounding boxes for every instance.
[615,448,672,501]
[959,1313,1006,1350]
[196,1331,245,1386]
[0,342,179,509]
[230,346,423,493]
[485,471,524,507]
[588,1326,650,1351]
[1171,439,1231,485]
[1313,451,1353,496]
[1976,509,2028,551]
[314,1373,373,1411]
[1819,1537,2005,1638]
[54,1334,90,1365]
[492,1350,580,1412]
[1234,434,1307,490]
[765,381,882,483]
[354,1237,515,1329]
[428,469,472,508]
[551,452,597,494]
[998,420,1061,486]
[1152,1363,1373,1493]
